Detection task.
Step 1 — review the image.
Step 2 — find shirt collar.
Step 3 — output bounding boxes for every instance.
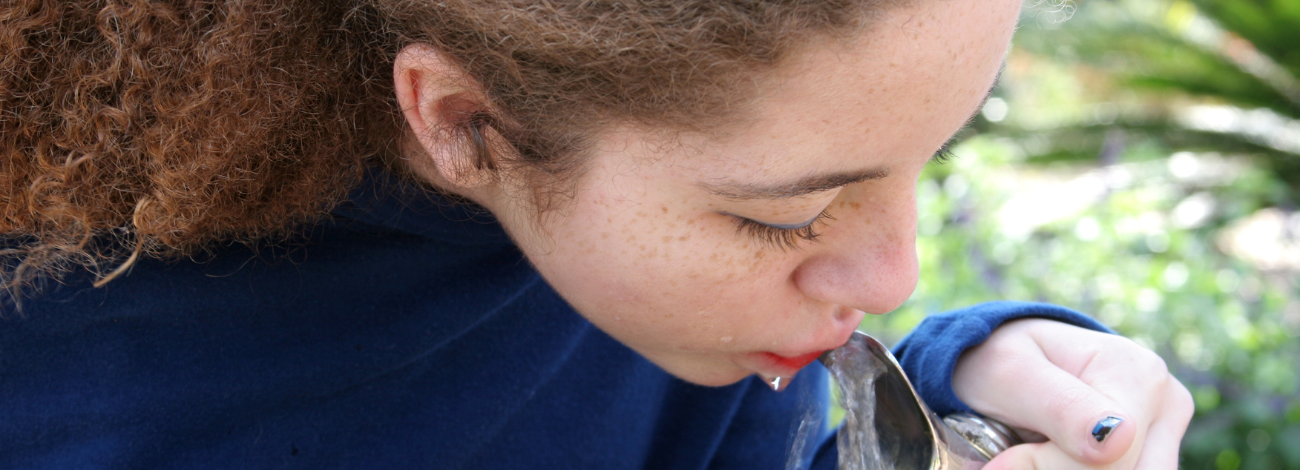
[331,168,515,246]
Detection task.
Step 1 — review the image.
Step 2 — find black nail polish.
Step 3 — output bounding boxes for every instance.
[1092,416,1123,442]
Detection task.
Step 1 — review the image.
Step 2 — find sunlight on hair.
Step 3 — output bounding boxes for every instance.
[1026,0,1077,27]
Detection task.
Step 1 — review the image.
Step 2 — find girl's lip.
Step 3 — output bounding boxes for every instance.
[752,350,826,375]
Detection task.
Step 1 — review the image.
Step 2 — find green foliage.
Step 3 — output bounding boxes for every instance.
[861,137,1300,468]
[1013,0,1300,190]
[854,1,1300,468]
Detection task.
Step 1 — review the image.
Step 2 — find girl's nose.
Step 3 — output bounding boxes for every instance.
[792,190,920,314]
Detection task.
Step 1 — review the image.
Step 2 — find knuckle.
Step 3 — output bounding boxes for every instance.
[1168,380,1195,423]
[1044,386,1095,423]
[1121,345,1177,409]
[1121,339,1170,380]
[994,443,1045,470]
[1142,349,1171,374]
[970,338,1034,376]
[1029,444,1054,470]
[978,331,1028,359]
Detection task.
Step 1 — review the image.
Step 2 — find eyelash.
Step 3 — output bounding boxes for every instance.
[931,142,958,165]
[732,142,952,250]
[735,209,835,251]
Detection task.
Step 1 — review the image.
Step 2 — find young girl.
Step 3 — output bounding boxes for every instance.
[1,0,1191,468]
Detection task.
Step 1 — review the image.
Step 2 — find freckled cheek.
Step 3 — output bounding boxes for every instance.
[669,213,798,280]
[553,206,797,324]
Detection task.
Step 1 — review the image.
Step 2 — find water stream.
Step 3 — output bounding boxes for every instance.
[782,342,889,470]
[825,350,888,470]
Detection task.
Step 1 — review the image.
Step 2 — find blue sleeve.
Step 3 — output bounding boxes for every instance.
[891,301,1113,417]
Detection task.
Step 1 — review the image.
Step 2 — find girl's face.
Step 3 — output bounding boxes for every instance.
[474,0,1021,387]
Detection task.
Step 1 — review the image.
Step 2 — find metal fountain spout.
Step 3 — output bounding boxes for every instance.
[819,331,1023,470]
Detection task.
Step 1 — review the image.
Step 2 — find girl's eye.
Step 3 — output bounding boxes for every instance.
[734,209,835,250]
[929,141,958,165]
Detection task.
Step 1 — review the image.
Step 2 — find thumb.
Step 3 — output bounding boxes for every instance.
[997,366,1138,465]
[985,440,1125,470]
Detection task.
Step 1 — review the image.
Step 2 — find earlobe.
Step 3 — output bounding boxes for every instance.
[393,43,495,188]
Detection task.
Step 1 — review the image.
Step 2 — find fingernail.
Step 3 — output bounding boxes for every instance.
[1091,416,1123,442]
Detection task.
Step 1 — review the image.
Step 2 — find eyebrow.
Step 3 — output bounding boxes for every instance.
[699,167,891,200]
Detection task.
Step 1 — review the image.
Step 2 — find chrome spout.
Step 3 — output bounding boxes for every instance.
[820,331,1022,470]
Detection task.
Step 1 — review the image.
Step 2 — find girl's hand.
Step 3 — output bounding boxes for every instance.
[951,319,1194,469]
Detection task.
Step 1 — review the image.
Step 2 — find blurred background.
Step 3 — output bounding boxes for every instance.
[857,0,1300,468]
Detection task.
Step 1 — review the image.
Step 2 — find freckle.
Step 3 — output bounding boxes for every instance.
[661,206,668,214]
[662,236,672,243]
[849,202,861,209]
[678,235,690,241]
[602,232,610,239]
[685,218,696,225]
[720,336,733,344]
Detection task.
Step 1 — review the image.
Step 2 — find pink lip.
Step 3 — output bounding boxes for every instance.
[739,309,865,376]
[748,350,827,376]
[764,351,825,370]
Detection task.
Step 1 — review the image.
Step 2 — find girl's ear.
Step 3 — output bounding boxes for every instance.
[393,43,497,188]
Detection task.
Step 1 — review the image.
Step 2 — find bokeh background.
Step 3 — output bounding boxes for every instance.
[857,1,1300,468]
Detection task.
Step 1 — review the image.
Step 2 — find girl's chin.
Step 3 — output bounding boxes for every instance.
[654,360,756,388]
[665,353,822,389]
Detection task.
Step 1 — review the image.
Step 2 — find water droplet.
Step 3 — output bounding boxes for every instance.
[758,374,786,392]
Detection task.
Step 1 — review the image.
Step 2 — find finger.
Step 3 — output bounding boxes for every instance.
[953,326,1137,465]
[986,438,1142,470]
[1131,380,1194,470]
[983,442,1047,470]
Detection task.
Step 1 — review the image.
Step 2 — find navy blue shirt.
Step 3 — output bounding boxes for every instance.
[1,172,1107,469]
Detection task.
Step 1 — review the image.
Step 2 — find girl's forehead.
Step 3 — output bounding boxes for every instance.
[588,0,1019,188]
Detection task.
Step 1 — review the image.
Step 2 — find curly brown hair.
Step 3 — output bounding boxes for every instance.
[1,0,890,300]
